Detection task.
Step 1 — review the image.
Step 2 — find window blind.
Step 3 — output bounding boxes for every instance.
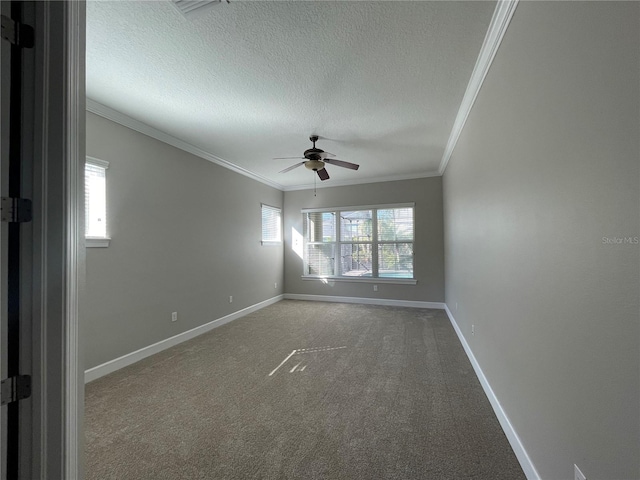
[85,162,107,238]
[303,204,414,279]
[261,204,282,243]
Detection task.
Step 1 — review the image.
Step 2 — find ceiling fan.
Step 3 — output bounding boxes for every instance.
[275,135,359,181]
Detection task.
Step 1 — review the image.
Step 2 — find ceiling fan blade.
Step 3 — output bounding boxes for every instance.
[324,158,359,170]
[317,168,330,181]
[279,162,305,174]
[273,156,304,160]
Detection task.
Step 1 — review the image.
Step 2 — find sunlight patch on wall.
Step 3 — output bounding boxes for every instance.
[292,227,303,259]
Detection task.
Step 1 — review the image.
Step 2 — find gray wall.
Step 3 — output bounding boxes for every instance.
[284,177,444,303]
[84,112,284,369]
[443,3,639,479]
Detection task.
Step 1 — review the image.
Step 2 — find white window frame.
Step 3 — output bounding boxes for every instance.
[261,203,282,245]
[301,203,416,285]
[85,156,110,247]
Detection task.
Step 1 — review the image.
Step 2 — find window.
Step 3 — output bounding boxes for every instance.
[303,203,415,282]
[85,157,110,247]
[261,204,282,244]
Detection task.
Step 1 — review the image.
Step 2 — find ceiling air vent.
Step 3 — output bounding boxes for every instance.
[171,0,222,19]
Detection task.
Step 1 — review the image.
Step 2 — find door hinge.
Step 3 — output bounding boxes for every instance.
[1,375,31,406]
[1,197,32,223]
[1,14,34,48]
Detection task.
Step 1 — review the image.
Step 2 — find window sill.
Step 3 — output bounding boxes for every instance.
[261,241,282,246]
[302,276,417,285]
[86,237,110,248]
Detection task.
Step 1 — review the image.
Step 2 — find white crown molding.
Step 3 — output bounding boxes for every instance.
[284,293,445,310]
[85,295,284,383]
[86,99,285,191]
[283,170,442,192]
[87,2,518,191]
[443,304,540,480]
[438,0,519,175]
[86,99,443,192]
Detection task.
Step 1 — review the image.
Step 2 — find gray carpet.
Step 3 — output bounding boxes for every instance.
[85,300,526,479]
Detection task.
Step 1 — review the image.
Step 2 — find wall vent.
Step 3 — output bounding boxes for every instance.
[171,1,222,19]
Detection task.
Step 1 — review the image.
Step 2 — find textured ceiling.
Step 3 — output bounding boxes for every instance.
[86,1,496,189]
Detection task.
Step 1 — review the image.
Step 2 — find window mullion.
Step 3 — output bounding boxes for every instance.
[335,211,341,278]
[372,208,379,277]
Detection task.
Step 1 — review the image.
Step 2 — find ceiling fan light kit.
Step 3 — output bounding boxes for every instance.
[276,135,359,182]
[304,160,325,171]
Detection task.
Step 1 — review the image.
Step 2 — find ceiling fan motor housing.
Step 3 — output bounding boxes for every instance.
[304,148,324,160]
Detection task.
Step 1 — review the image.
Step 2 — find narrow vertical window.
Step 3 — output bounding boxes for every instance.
[261,204,282,244]
[339,210,373,277]
[377,207,414,278]
[85,157,110,247]
[304,211,335,275]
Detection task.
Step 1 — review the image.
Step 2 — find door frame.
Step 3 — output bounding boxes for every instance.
[29,1,85,478]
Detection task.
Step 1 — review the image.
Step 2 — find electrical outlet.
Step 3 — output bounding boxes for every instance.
[373,285,378,292]
[472,324,475,335]
[456,302,458,311]
[171,312,178,322]
[229,295,233,303]
[574,464,586,480]
[274,282,277,289]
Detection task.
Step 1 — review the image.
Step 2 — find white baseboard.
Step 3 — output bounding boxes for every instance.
[444,304,540,480]
[84,295,284,383]
[284,293,445,310]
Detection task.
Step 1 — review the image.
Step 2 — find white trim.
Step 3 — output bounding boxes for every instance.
[261,203,282,243]
[301,202,415,214]
[37,4,51,475]
[443,304,540,480]
[84,295,284,383]
[284,293,444,310]
[85,237,110,248]
[86,99,442,191]
[84,155,109,244]
[438,0,519,175]
[301,276,417,285]
[284,171,441,192]
[85,2,520,191]
[85,155,109,169]
[260,203,281,210]
[64,1,84,477]
[86,99,284,191]
[302,203,415,281]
